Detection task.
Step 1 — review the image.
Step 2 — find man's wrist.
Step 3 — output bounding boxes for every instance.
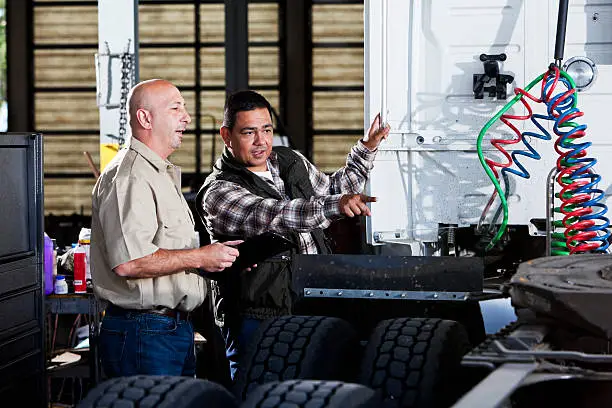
[323,194,343,219]
[357,139,378,157]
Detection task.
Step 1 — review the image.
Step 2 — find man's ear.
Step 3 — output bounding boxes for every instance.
[220,126,232,149]
[136,108,152,130]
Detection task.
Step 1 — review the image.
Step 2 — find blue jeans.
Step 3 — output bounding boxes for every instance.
[99,309,196,378]
[222,317,262,381]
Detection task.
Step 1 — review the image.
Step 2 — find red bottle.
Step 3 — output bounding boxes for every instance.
[73,245,87,293]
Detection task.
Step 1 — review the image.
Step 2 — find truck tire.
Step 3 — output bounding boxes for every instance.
[235,315,359,400]
[77,375,238,408]
[359,318,471,408]
[242,379,380,408]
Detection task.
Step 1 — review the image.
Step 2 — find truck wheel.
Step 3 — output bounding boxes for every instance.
[359,318,470,408]
[235,315,359,400]
[242,379,380,408]
[77,375,238,408]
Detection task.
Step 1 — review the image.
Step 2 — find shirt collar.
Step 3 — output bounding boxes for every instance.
[268,150,278,167]
[129,137,173,173]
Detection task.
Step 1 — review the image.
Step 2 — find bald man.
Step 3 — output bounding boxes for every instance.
[91,79,240,377]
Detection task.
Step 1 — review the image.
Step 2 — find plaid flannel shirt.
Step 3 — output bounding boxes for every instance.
[202,141,377,254]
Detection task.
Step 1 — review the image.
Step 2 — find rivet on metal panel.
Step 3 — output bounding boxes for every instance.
[305,290,311,295]
[337,291,343,296]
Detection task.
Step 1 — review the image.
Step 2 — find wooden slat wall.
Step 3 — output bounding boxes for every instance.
[313,48,364,86]
[248,4,278,42]
[34,49,96,88]
[34,6,98,44]
[313,135,361,171]
[312,4,364,42]
[44,179,97,216]
[249,47,279,86]
[313,91,364,130]
[34,1,361,214]
[35,92,98,130]
[140,48,197,87]
[311,4,364,173]
[43,135,99,175]
[34,2,97,216]
[199,5,225,42]
[198,90,227,128]
[140,5,195,43]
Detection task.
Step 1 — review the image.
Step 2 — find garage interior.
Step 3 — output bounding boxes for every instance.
[2,1,612,407]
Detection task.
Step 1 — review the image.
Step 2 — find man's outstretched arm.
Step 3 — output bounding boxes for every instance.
[203,181,376,238]
[203,181,342,237]
[113,241,241,278]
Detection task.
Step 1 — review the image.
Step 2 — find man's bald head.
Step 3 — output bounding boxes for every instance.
[125,79,191,159]
[128,79,174,129]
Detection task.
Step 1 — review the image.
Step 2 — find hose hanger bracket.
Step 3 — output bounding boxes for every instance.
[473,53,514,100]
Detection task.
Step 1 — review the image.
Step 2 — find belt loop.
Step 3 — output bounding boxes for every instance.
[179,311,191,322]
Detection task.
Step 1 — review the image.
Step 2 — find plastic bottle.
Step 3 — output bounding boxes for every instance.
[54,275,68,295]
[73,245,87,293]
[51,239,58,280]
[78,228,91,282]
[43,233,54,295]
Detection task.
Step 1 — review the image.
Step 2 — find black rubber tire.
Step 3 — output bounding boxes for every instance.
[77,375,238,408]
[234,315,359,400]
[358,318,471,408]
[242,379,381,408]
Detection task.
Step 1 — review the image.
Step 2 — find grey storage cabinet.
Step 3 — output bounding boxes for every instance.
[0,133,46,406]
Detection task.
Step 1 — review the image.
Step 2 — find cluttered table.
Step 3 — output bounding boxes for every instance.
[46,293,103,386]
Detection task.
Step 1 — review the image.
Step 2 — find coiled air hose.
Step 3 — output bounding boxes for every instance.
[476,66,610,254]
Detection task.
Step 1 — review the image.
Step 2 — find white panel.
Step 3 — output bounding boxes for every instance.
[367,150,411,242]
[365,0,612,245]
[412,0,525,137]
[97,0,138,146]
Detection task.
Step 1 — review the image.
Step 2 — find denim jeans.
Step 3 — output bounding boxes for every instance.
[222,317,262,381]
[99,309,196,378]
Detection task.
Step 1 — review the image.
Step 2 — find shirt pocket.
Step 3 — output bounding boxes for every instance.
[154,208,191,249]
[160,206,185,227]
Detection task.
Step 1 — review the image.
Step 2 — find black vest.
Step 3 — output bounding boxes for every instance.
[197,146,330,320]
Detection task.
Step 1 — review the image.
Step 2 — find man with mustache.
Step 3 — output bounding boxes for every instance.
[199,90,389,380]
[91,79,240,377]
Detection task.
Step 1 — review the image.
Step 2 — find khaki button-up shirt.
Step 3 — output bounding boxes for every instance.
[91,138,205,312]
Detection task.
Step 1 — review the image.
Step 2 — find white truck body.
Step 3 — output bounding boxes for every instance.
[364,0,612,250]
